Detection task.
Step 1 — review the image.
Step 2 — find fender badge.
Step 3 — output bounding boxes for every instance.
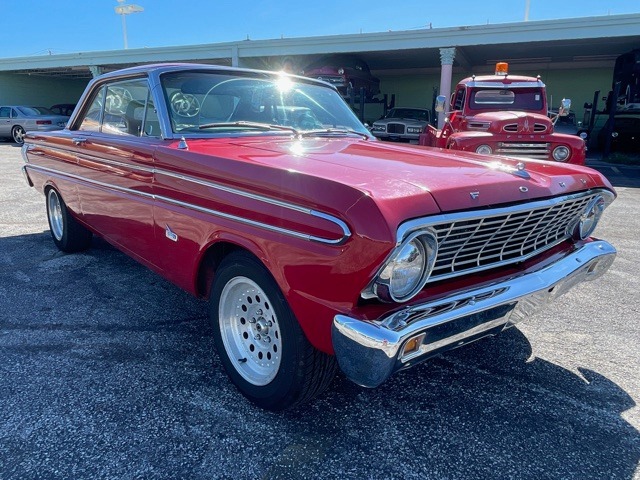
[470,191,480,199]
[165,225,178,242]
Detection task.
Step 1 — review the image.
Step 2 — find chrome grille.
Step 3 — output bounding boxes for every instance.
[496,142,550,160]
[387,123,405,134]
[424,193,598,282]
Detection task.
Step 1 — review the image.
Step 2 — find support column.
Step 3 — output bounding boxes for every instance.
[438,47,456,128]
[89,65,104,78]
[231,45,240,67]
[230,45,251,68]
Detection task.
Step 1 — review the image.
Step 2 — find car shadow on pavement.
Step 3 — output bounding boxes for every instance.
[279,328,639,479]
[0,232,638,479]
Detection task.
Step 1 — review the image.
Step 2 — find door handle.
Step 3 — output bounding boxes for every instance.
[72,137,87,146]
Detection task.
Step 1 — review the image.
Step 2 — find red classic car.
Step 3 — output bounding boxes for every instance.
[21,64,616,410]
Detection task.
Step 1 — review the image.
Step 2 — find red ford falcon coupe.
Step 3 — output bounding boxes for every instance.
[21,64,616,410]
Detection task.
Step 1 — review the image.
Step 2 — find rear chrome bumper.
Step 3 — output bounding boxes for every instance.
[332,240,616,388]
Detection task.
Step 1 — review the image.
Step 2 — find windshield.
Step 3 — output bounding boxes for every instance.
[469,88,544,112]
[161,71,371,137]
[386,108,429,121]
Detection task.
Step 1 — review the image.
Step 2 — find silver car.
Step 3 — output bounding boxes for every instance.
[0,106,69,145]
[370,107,431,143]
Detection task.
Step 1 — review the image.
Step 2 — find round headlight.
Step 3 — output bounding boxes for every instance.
[579,131,588,140]
[552,145,570,162]
[475,144,492,155]
[374,232,438,303]
[576,195,606,239]
[338,68,345,75]
[380,239,425,300]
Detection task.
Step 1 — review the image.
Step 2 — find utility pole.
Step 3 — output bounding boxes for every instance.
[114,0,144,49]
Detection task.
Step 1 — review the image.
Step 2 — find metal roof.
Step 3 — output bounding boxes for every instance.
[0,14,638,79]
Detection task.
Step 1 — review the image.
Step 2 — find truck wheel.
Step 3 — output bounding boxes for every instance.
[210,251,336,410]
[46,188,93,252]
[12,125,26,145]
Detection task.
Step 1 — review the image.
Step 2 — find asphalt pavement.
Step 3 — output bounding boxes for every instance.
[1,142,639,479]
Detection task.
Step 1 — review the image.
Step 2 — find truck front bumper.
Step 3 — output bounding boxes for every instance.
[332,240,616,388]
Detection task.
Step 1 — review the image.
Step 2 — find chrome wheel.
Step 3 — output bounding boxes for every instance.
[12,126,25,144]
[47,189,64,241]
[219,276,282,386]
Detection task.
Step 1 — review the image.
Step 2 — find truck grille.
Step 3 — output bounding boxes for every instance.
[503,123,547,133]
[496,142,550,160]
[425,192,598,282]
[387,123,405,134]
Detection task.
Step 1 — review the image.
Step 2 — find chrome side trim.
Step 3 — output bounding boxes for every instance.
[333,240,616,388]
[24,164,349,245]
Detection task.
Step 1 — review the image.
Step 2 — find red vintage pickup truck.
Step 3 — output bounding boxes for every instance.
[420,63,586,165]
[21,64,616,410]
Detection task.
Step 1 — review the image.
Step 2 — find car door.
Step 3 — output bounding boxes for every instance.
[57,77,163,269]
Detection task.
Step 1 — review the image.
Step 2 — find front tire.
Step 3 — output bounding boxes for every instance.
[46,188,92,252]
[210,251,336,410]
[11,125,26,145]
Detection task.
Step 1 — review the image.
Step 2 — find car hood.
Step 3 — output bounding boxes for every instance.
[181,137,610,214]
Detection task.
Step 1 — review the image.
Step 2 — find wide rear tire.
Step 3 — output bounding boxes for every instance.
[210,251,336,410]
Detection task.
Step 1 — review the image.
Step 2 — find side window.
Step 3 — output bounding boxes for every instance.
[142,94,160,137]
[77,78,154,137]
[0,107,10,118]
[79,86,105,132]
[452,88,465,111]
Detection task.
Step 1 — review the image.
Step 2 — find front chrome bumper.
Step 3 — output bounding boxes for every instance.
[332,240,616,388]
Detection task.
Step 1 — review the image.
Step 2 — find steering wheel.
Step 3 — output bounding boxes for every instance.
[105,87,132,115]
[170,91,201,118]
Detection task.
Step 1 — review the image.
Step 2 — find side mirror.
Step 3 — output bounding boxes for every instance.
[435,95,446,113]
[559,98,571,116]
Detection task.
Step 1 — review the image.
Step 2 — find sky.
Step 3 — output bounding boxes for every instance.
[0,0,638,58]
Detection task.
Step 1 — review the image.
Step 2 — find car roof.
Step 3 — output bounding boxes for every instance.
[95,63,331,89]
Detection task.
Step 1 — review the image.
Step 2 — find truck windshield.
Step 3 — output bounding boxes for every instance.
[469,88,544,112]
[161,71,371,137]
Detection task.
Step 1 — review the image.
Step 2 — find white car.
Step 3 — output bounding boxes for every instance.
[370,107,431,143]
[0,106,69,145]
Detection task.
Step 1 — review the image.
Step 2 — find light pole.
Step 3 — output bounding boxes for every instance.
[114,0,144,49]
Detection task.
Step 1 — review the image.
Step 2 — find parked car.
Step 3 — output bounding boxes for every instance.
[597,113,640,152]
[22,64,617,410]
[0,105,68,144]
[50,103,77,117]
[370,107,431,143]
[302,55,380,99]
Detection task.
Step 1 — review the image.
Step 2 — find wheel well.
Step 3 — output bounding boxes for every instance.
[196,241,249,299]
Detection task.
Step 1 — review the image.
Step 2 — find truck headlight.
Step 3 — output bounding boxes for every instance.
[373,232,438,303]
[575,195,606,239]
[552,146,570,161]
[475,144,492,155]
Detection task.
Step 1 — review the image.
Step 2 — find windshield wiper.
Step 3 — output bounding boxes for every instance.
[298,128,370,139]
[199,121,299,135]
